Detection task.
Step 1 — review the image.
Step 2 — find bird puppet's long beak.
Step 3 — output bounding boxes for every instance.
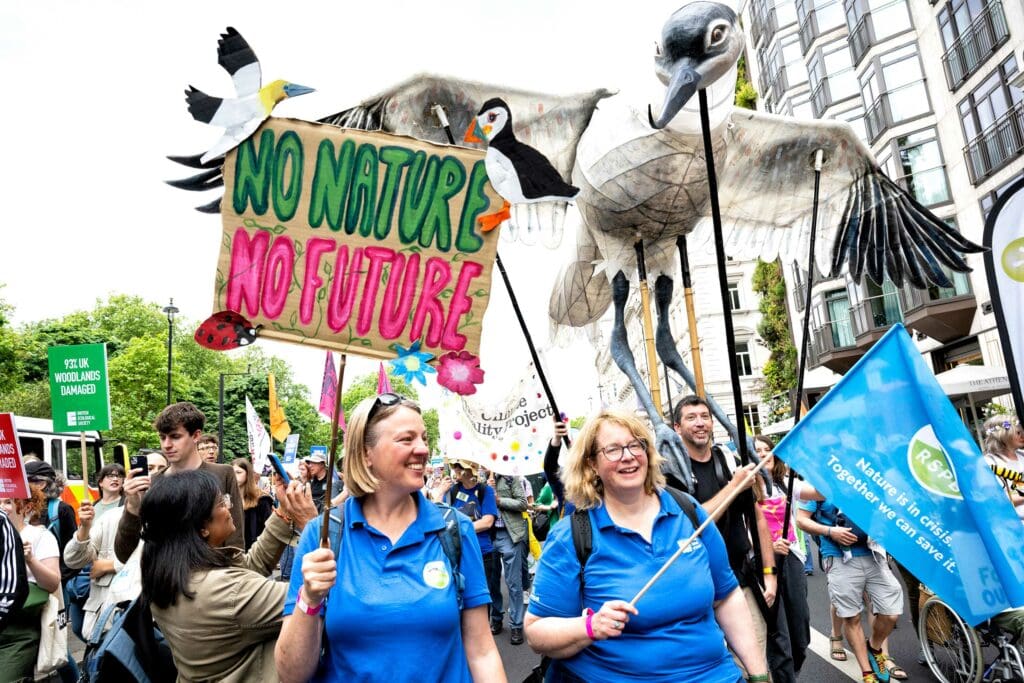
[463,120,486,143]
[283,83,316,98]
[648,59,702,130]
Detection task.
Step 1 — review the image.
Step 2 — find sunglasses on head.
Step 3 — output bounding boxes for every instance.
[368,392,406,421]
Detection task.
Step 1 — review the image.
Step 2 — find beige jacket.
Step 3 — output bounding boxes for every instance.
[151,512,293,683]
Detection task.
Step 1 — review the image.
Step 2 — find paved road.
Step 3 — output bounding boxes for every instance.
[496,565,933,682]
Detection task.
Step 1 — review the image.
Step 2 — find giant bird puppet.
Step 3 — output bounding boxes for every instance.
[171,2,983,490]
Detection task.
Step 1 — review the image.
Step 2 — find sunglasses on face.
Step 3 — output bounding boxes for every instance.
[368,392,406,422]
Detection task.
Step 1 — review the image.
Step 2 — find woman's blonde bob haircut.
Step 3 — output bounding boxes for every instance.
[343,394,422,498]
[562,410,665,510]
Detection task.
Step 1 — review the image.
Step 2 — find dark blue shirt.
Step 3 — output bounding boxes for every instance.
[798,500,871,559]
[529,489,741,683]
[284,492,490,682]
[450,483,498,554]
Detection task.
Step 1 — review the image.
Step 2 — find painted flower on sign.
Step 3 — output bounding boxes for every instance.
[389,340,436,386]
[436,350,485,395]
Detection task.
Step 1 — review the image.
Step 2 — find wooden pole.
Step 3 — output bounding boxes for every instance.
[634,240,664,417]
[79,431,92,502]
[678,236,706,398]
[630,455,770,606]
[319,353,347,548]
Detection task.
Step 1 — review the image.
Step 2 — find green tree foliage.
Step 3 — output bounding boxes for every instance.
[735,55,758,111]
[752,260,797,422]
[0,292,326,459]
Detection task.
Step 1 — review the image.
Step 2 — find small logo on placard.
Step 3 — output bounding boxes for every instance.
[423,561,450,589]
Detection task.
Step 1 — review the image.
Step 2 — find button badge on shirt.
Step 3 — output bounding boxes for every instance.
[422,560,451,589]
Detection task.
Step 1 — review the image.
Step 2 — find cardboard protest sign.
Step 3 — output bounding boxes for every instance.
[438,363,557,476]
[0,414,29,499]
[47,344,112,432]
[215,117,503,361]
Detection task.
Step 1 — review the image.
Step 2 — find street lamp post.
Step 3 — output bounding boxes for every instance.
[219,367,251,462]
[162,298,179,405]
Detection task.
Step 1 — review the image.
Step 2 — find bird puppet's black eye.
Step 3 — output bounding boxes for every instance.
[487,112,497,123]
[709,24,727,45]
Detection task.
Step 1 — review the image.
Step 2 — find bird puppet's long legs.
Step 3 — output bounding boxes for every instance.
[609,271,694,491]
[653,274,741,446]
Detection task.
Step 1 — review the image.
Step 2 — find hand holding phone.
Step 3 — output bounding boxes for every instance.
[269,453,291,485]
[128,454,148,475]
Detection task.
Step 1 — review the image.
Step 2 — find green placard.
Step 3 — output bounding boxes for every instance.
[48,343,112,432]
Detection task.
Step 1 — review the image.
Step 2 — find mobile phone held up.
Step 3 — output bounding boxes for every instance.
[268,453,291,485]
[128,454,148,475]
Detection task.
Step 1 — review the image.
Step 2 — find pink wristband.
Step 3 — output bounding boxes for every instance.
[584,608,595,640]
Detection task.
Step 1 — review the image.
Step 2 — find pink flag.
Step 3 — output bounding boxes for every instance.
[377,362,393,394]
[319,352,345,429]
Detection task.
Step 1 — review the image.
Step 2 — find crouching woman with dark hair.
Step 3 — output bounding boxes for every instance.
[141,469,316,682]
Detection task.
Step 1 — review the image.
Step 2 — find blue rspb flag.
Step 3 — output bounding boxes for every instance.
[776,324,1024,625]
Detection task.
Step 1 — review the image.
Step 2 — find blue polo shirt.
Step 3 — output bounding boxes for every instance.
[797,500,871,559]
[529,489,741,683]
[449,483,498,554]
[284,492,490,682]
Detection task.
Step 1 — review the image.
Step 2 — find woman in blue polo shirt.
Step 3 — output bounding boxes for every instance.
[525,410,769,683]
[275,394,505,683]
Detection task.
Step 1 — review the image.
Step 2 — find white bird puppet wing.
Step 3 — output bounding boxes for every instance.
[177,27,315,166]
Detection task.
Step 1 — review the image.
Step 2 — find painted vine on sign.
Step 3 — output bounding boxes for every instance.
[215,117,503,361]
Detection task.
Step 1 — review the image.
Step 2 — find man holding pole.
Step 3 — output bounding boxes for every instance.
[672,395,781,679]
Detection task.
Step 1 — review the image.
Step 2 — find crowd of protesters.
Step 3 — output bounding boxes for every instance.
[5,394,1024,682]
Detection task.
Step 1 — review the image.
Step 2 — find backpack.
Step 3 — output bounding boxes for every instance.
[326,501,465,609]
[46,499,61,539]
[81,597,176,683]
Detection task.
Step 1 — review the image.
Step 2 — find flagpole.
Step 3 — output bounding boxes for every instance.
[320,354,347,549]
[433,105,570,449]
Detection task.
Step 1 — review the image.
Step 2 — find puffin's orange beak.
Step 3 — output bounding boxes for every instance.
[463,119,485,144]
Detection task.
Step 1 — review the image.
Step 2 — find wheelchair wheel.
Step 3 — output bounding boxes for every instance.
[919,597,984,683]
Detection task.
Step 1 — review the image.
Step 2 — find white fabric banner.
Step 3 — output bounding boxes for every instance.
[984,179,1024,414]
[437,363,558,476]
[245,396,272,476]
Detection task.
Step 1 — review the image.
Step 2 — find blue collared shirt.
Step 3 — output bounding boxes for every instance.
[529,489,741,683]
[284,492,490,682]
[449,483,499,554]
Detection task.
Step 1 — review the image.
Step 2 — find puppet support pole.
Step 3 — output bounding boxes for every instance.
[80,432,91,502]
[635,240,665,417]
[434,104,571,448]
[780,149,824,542]
[319,354,347,548]
[678,235,706,398]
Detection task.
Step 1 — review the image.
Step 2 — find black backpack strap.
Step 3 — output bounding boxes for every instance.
[474,483,486,505]
[434,503,465,610]
[709,446,730,489]
[569,509,592,595]
[664,487,701,532]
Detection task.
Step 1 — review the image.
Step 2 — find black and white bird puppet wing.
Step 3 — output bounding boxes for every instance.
[693,109,984,288]
[319,74,611,244]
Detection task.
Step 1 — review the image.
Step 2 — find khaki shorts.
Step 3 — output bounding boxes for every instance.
[824,554,904,618]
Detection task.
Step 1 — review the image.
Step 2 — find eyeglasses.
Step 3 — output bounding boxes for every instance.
[595,439,647,462]
[368,392,406,422]
[198,445,217,452]
[103,474,124,480]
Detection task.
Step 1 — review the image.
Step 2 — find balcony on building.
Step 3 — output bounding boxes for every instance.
[850,285,901,347]
[898,270,977,342]
[811,75,859,117]
[940,0,1010,91]
[809,318,861,372]
[797,0,846,55]
[964,101,1024,184]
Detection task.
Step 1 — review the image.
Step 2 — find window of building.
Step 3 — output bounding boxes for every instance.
[980,170,1024,220]
[860,44,931,140]
[834,104,869,143]
[797,0,846,53]
[824,289,855,347]
[784,91,815,119]
[808,39,858,115]
[881,128,951,207]
[735,341,754,376]
[743,404,762,434]
[845,0,913,63]
[728,282,742,311]
[959,56,1023,184]
[937,0,1010,88]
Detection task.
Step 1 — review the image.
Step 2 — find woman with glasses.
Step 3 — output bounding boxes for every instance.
[525,410,768,683]
[141,469,316,682]
[275,393,506,682]
[982,415,1024,521]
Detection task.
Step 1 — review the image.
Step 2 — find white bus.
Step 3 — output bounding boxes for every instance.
[14,415,106,505]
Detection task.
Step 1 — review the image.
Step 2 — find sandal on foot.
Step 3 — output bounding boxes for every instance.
[886,659,908,681]
[830,636,848,661]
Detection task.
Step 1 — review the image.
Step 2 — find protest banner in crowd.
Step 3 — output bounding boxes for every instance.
[0,414,29,499]
[776,324,1024,625]
[214,118,503,362]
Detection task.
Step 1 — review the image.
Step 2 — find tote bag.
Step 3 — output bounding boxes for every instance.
[35,587,68,675]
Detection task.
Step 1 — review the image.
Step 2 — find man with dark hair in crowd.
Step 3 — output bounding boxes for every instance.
[115,402,244,563]
[304,451,339,512]
[672,395,783,680]
[197,435,219,464]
